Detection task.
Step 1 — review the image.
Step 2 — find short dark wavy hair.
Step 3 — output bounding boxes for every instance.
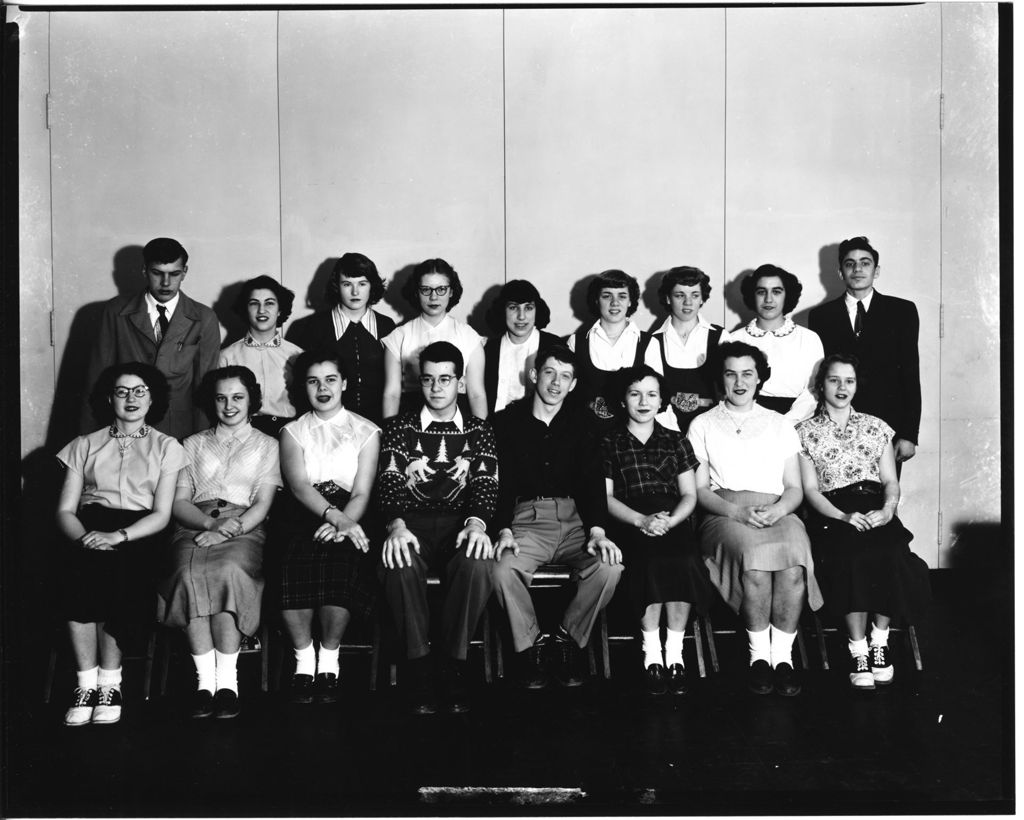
[232,275,295,326]
[586,269,640,318]
[535,343,576,376]
[658,266,712,307]
[419,341,465,379]
[612,364,667,413]
[196,365,263,420]
[401,258,464,312]
[485,280,552,334]
[714,341,772,396]
[288,349,353,414]
[812,353,863,402]
[838,236,879,267]
[143,237,188,267]
[326,252,387,308]
[739,264,803,315]
[89,362,170,426]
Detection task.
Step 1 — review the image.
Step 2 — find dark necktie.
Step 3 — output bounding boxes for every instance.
[854,301,866,337]
[156,305,169,342]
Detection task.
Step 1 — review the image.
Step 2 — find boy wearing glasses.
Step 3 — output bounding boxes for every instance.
[83,237,221,440]
[377,341,499,715]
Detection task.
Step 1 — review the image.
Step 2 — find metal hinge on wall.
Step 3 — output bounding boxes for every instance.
[939,303,944,339]
[939,93,945,130]
[45,92,52,130]
[937,510,943,548]
[50,310,55,347]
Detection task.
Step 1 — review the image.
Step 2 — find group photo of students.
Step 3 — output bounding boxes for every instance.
[55,234,933,724]
[6,4,1006,815]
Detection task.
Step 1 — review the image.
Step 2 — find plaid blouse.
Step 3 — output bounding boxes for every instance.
[601,422,700,501]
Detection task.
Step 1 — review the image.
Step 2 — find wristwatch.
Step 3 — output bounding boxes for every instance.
[118,528,129,543]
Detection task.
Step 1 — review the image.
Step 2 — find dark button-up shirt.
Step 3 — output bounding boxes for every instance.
[490,399,607,533]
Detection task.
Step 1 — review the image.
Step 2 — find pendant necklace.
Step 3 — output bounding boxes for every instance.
[723,408,753,435]
[109,424,150,456]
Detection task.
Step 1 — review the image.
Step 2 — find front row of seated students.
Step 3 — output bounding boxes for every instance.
[54,340,929,725]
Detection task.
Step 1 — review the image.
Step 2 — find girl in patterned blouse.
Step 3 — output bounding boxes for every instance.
[159,366,282,719]
[56,363,187,727]
[602,366,714,696]
[796,354,930,690]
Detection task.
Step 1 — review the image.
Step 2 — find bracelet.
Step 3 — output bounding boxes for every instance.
[118,528,129,543]
[322,504,338,520]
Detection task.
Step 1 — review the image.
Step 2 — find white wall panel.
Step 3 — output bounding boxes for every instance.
[278,10,505,330]
[938,3,1000,567]
[504,9,727,336]
[725,5,943,564]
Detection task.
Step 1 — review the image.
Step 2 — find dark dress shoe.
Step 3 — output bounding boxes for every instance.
[667,663,688,696]
[314,672,340,704]
[406,656,438,716]
[550,635,585,688]
[747,659,773,695]
[773,662,802,697]
[645,663,668,696]
[288,673,314,705]
[443,661,470,714]
[517,644,549,690]
[213,688,240,719]
[190,689,215,719]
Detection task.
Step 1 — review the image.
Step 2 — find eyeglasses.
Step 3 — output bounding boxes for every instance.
[113,385,151,399]
[418,286,450,298]
[419,375,456,388]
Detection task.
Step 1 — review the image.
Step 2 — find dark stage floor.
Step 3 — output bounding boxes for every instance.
[3,569,1013,816]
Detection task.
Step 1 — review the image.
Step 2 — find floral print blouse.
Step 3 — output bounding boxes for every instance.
[796,411,894,493]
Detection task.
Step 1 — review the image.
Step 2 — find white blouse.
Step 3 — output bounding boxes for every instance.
[644,315,718,372]
[687,402,800,496]
[567,319,644,370]
[721,318,824,423]
[177,424,282,507]
[495,329,541,413]
[282,408,380,491]
[381,314,483,394]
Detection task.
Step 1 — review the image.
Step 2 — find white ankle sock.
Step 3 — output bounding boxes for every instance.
[97,666,122,689]
[640,629,663,668]
[747,627,771,665]
[848,637,869,658]
[664,629,685,667]
[192,650,216,693]
[769,624,796,668]
[317,644,340,677]
[76,666,99,691]
[294,642,316,676]
[214,649,239,693]
[870,623,890,647]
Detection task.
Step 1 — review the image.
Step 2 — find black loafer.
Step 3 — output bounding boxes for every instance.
[288,673,314,705]
[748,659,773,695]
[773,662,802,697]
[314,672,340,704]
[213,688,240,719]
[406,657,438,716]
[190,689,215,719]
[667,663,688,696]
[550,636,585,688]
[517,644,549,690]
[645,663,668,696]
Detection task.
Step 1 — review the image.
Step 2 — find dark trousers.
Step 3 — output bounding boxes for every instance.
[381,512,493,662]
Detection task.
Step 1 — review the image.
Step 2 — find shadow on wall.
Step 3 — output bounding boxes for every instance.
[211,280,248,347]
[382,263,420,325]
[723,268,755,333]
[791,243,845,328]
[567,274,599,337]
[945,522,1005,571]
[466,283,504,340]
[640,270,668,334]
[303,258,336,314]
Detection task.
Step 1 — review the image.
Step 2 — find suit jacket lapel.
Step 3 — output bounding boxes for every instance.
[164,293,199,346]
[124,293,159,346]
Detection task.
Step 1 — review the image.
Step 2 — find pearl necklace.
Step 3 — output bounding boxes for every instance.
[109,424,150,456]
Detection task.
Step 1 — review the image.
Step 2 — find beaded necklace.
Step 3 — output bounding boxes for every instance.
[109,424,150,456]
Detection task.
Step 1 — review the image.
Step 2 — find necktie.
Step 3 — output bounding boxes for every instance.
[854,301,866,337]
[155,305,169,342]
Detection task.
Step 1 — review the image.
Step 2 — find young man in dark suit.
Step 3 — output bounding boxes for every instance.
[82,237,221,440]
[808,236,921,467]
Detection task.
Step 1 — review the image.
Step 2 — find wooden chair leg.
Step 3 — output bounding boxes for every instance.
[908,624,923,671]
[494,618,505,679]
[260,622,270,693]
[813,611,830,671]
[143,628,157,701]
[586,642,597,676]
[703,615,720,673]
[44,644,58,703]
[691,616,706,678]
[600,610,611,679]
[369,618,381,693]
[481,607,493,684]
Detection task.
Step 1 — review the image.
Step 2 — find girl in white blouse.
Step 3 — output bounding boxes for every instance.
[722,264,824,423]
[382,259,487,419]
[56,363,186,727]
[160,366,282,719]
[687,341,822,698]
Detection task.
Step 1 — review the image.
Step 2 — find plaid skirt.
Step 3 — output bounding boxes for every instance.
[277,484,378,616]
